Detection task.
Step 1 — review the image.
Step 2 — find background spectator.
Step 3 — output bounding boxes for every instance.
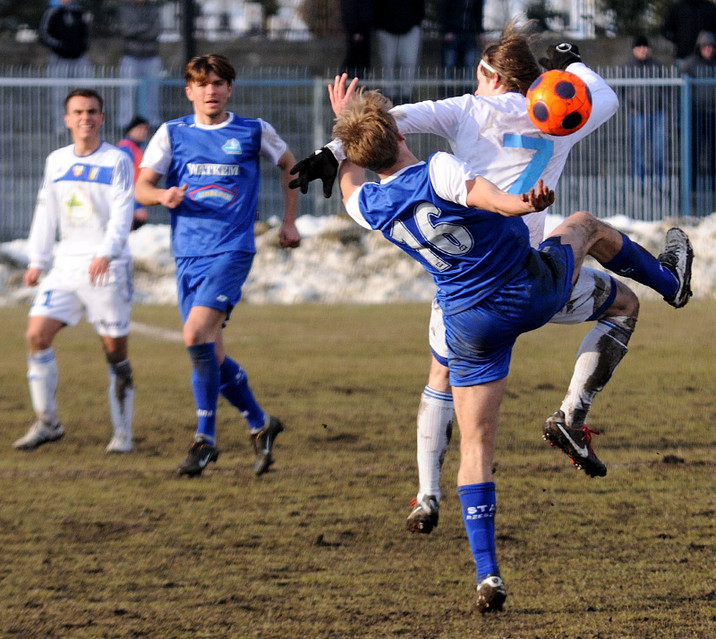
[39,0,92,133]
[340,0,373,77]
[117,115,151,230]
[440,0,484,77]
[662,0,716,68]
[622,35,666,184]
[373,0,425,105]
[118,0,163,131]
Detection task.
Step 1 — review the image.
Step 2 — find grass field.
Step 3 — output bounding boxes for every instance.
[0,301,714,638]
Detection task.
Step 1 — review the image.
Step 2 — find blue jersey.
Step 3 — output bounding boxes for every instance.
[353,155,531,315]
[159,114,265,257]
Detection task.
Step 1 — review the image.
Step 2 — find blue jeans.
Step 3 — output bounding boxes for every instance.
[629,111,665,181]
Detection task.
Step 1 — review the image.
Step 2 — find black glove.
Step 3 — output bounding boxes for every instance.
[289,147,339,198]
[539,43,582,71]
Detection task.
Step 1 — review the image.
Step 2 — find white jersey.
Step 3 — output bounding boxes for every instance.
[27,141,135,276]
[390,62,619,247]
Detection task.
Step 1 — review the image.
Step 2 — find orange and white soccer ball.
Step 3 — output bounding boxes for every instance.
[526,70,593,136]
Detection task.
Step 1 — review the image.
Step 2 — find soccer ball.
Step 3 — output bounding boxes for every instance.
[526,70,592,136]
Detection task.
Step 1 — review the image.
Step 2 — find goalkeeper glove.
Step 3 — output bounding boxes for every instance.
[289,147,339,198]
[539,43,582,71]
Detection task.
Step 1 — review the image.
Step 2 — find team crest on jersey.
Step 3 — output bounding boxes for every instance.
[222,138,242,155]
[189,184,237,206]
[88,167,99,181]
[72,164,84,177]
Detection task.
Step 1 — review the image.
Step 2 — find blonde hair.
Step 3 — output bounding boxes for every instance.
[480,22,542,95]
[332,89,399,173]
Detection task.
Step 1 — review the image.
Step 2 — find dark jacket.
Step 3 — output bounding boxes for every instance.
[662,0,716,59]
[373,0,425,35]
[38,3,89,60]
[440,0,484,36]
[119,1,161,59]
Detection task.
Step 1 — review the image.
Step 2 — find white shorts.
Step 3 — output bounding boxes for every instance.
[29,260,133,338]
[429,266,615,363]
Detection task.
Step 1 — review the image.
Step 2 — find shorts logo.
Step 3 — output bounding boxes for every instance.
[222,138,242,154]
[216,295,228,302]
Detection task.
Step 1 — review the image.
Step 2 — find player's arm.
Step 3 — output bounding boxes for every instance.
[135,124,188,209]
[25,161,57,286]
[466,176,554,216]
[276,149,301,248]
[338,160,366,206]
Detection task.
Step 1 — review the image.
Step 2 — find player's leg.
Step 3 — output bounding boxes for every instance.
[453,378,507,614]
[102,335,134,454]
[407,300,454,534]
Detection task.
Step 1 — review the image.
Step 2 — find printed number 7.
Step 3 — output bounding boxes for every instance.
[390,202,474,272]
[503,134,553,195]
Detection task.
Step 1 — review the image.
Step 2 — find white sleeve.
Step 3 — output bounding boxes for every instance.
[344,188,373,230]
[428,152,474,207]
[98,152,135,260]
[26,157,58,271]
[565,62,619,138]
[391,98,466,138]
[140,123,172,175]
[259,119,289,165]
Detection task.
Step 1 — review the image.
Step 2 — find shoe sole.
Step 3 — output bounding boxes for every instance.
[13,430,65,451]
[177,449,220,477]
[666,229,693,308]
[542,423,607,478]
[406,512,439,534]
[253,418,284,476]
[476,585,507,613]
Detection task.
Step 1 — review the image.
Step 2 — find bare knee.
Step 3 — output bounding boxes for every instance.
[604,281,640,320]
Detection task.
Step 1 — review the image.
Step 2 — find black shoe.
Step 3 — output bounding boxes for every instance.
[406,495,439,534]
[177,438,219,477]
[542,410,607,477]
[250,416,284,476]
[476,575,507,613]
[659,227,693,309]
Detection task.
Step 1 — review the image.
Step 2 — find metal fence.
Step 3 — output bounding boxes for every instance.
[1,65,714,242]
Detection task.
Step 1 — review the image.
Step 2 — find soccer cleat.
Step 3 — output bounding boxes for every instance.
[177,438,219,477]
[476,574,507,613]
[658,227,693,309]
[251,416,284,476]
[542,410,607,477]
[13,420,65,450]
[106,432,133,454]
[406,494,439,534]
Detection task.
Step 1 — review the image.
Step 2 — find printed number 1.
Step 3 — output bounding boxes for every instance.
[390,202,474,272]
[503,134,553,194]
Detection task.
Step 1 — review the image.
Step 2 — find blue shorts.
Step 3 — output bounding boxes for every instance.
[175,251,254,323]
[445,237,574,387]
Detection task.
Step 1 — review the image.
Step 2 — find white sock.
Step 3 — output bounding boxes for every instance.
[108,360,134,436]
[560,317,634,428]
[27,347,59,426]
[416,386,454,503]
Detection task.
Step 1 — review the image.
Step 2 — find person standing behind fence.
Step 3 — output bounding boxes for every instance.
[117,115,150,230]
[440,0,484,79]
[622,35,666,185]
[662,0,716,68]
[39,0,92,133]
[374,0,425,105]
[340,0,373,77]
[14,88,136,455]
[680,30,716,195]
[118,0,163,132]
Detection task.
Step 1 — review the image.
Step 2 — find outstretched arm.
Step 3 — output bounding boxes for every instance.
[466,177,554,216]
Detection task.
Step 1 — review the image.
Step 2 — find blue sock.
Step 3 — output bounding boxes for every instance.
[219,356,265,432]
[187,343,220,443]
[602,232,678,299]
[458,482,499,583]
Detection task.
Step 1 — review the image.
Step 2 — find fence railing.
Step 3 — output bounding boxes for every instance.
[0,65,713,242]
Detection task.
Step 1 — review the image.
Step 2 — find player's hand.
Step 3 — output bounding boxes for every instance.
[89,256,110,286]
[23,267,42,287]
[522,179,554,211]
[278,219,301,249]
[160,184,187,209]
[328,72,359,116]
[289,147,339,198]
[539,43,581,70]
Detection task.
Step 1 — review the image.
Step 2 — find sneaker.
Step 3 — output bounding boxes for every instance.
[476,574,507,613]
[251,416,284,476]
[106,432,133,454]
[659,227,693,309]
[177,438,219,477]
[13,420,64,450]
[542,410,607,477]
[406,495,439,534]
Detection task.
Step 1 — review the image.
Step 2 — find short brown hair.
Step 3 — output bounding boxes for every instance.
[64,88,104,113]
[332,90,398,173]
[480,22,541,95]
[185,53,236,85]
